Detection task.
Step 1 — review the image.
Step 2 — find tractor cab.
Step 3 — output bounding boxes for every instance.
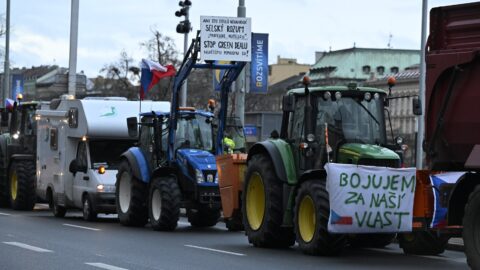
[282,84,400,172]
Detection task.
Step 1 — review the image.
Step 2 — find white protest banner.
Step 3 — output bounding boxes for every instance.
[200,16,251,62]
[325,163,416,233]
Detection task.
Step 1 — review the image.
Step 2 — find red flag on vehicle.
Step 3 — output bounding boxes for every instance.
[140,59,176,100]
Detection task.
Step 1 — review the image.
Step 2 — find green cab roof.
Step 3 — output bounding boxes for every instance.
[287,85,388,96]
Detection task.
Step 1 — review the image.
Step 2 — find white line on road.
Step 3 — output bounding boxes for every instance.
[3,241,53,253]
[185,244,246,256]
[85,262,128,270]
[0,212,11,216]
[63,223,100,231]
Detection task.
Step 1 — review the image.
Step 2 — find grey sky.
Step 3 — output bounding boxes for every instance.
[1,0,477,78]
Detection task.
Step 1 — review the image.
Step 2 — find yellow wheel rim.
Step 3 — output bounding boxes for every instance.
[298,195,316,243]
[10,171,18,201]
[246,172,265,231]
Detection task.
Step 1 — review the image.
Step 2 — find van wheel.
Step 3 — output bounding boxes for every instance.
[52,196,66,218]
[463,185,480,269]
[148,176,181,231]
[82,195,97,221]
[116,160,148,227]
[9,160,36,210]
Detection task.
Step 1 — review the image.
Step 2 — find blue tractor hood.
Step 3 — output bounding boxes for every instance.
[176,149,217,171]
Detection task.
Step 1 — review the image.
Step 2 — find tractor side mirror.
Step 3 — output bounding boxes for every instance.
[412,98,422,116]
[1,111,8,127]
[127,117,138,138]
[282,95,295,112]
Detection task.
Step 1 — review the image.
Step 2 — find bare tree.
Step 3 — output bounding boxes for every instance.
[98,50,137,99]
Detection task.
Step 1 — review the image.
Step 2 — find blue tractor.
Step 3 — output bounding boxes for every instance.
[115,33,245,230]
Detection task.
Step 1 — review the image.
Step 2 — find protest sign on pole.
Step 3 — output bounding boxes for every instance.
[325,163,416,233]
[200,16,251,62]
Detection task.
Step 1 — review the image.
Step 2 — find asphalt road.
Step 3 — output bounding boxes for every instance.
[0,205,468,270]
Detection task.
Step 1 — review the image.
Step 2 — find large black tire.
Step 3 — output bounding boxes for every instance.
[148,176,181,231]
[187,206,220,227]
[82,194,97,221]
[0,142,8,207]
[294,180,347,255]
[463,185,480,269]
[399,231,448,255]
[9,160,36,211]
[242,154,295,248]
[116,160,148,227]
[348,233,396,248]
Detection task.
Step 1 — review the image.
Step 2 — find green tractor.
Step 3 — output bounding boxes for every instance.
[0,99,39,210]
[242,78,404,254]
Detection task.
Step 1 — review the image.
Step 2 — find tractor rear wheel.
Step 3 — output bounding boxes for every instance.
[242,154,295,248]
[9,160,36,210]
[348,233,396,248]
[187,206,220,227]
[294,180,346,255]
[116,160,148,227]
[0,143,8,207]
[399,231,448,255]
[148,176,181,231]
[463,185,480,269]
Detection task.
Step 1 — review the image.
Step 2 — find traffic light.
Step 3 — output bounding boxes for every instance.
[175,1,192,34]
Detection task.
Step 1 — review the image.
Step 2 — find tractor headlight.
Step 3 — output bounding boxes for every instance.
[215,174,219,183]
[195,169,204,183]
[207,174,214,183]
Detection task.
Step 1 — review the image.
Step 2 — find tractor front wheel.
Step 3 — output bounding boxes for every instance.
[242,154,294,248]
[463,185,480,269]
[148,176,181,231]
[294,180,346,255]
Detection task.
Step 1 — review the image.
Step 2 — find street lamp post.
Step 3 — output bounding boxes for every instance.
[2,0,10,106]
[175,0,192,107]
[235,0,246,125]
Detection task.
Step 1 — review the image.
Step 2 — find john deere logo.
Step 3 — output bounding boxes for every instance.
[100,106,117,117]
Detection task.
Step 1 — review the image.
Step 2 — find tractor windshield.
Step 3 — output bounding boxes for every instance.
[175,114,213,151]
[315,95,386,146]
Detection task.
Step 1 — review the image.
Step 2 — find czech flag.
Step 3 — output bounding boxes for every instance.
[430,172,465,228]
[140,59,176,100]
[5,98,14,111]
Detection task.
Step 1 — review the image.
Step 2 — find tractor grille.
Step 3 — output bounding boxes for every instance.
[358,158,400,168]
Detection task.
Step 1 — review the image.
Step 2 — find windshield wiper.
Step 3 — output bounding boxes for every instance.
[355,100,380,126]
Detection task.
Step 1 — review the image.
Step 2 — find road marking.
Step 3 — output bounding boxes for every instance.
[63,223,100,231]
[85,262,128,270]
[0,212,11,216]
[3,241,53,253]
[185,244,245,256]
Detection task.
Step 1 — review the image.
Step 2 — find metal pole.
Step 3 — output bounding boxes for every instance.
[180,9,189,107]
[416,0,427,169]
[235,0,246,125]
[68,0,79,97]
[2,0,10,106]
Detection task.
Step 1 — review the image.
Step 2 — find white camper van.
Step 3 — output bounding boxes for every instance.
[36,97,169,220]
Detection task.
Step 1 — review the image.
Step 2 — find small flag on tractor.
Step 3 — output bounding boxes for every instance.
[140,59,176,100]
[5,98,14,111]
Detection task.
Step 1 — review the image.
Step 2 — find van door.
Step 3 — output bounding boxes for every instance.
[72,141,89,208]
